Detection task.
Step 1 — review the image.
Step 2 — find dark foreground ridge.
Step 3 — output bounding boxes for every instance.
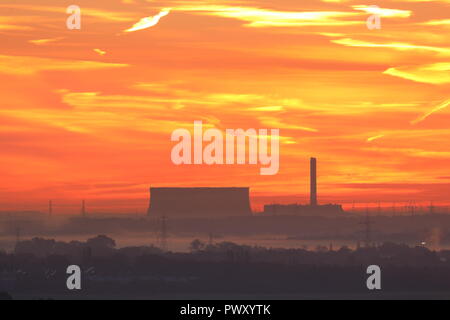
[2,235,450,299]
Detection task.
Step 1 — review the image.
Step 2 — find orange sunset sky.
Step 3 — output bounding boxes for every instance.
[0,0,449,214]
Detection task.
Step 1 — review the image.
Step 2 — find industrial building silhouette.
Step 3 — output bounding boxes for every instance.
[147,158,342,218]
[147,187,252,218]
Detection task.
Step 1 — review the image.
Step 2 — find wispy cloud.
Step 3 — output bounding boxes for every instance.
[0,16,36,31]
[411,99,450,124]
[258,116,318,132]
[352,5,411,17]
[173,5,361,27]
[29,37,64,45]
[0,25,32,31]
[367,134,385,142]
[421,19,450,25]
[93,48,107,56]
[384,62,450,84]
[364,146,450,159]
[0,55,128,75]
[332,38,450,55]
[0,4,137,22]
[124,9,170,32]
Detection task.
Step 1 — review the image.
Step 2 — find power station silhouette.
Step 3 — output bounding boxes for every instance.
[263,157,343,216]
[147,187,252,218]
[147,158,343,219]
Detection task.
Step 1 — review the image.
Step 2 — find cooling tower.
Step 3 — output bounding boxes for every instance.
[147,187,252,218]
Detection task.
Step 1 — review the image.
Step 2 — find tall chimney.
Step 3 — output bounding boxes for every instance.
[310,157,317,206]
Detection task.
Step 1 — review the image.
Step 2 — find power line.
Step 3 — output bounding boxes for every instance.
[81,200,86,217]
[49,200,53,218]
[15,226,21,246]
[156,214,168,251]
[359,208,373,248]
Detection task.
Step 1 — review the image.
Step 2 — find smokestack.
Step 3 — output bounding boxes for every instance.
[310,157,317,206]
